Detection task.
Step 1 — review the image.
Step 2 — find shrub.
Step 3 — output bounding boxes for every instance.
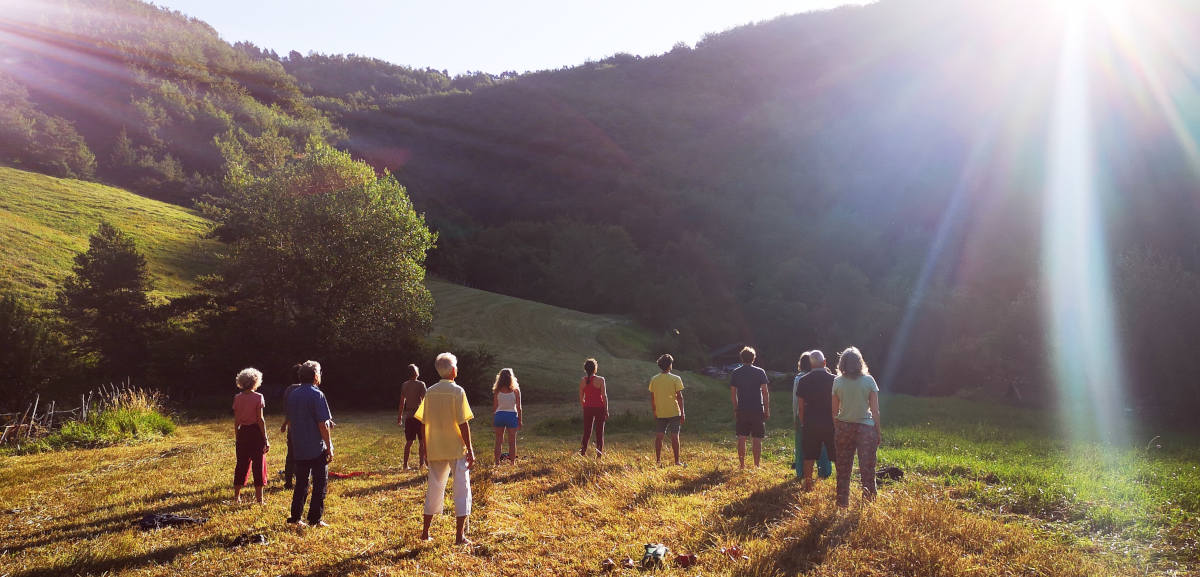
[15,386,175,453]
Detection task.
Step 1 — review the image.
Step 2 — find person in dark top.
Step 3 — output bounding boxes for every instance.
[287,360,334,527]
[279,363,303,489]
[729,346,770,469]
[795,349,837,491]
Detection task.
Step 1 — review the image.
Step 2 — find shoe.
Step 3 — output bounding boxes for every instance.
[286,518,308,527]
[310,520,329,528]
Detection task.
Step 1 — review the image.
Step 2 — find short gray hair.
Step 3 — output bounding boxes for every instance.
[236,367,263,390]
[809,350,826,367]
[435,352,457,378]
[299,360,321,383]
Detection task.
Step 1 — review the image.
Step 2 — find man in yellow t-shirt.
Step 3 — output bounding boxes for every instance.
[415,352,475,544]
[648,353,686,466]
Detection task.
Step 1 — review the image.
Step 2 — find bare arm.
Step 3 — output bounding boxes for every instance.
[796,398,806,426]
[515,389,523,426]
[317,421,333,462]
[580,379,587,406]
[459,422,475,468]
[730,387,739,413]
[868,391,882,433]
[676,391,685,424]
[601,378,609,418]
[831,394,841,421]
[761,383,771,420]
[258,406,269,452]
[650,391,657,416]
[492,392,499,415]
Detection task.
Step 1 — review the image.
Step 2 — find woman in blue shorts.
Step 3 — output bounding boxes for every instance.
[492,368,523,464]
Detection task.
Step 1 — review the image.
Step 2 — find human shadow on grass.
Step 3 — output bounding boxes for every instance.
[493,465,553,483]
[278,542,443,577]
[730,505,861,577]
[3,493,226,555]
[339,474,426,498]
[719,481,801,538]
[8,535,224,577]
[667,468,729,496]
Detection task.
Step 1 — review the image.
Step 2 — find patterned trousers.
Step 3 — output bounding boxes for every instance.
[834,420,880,507]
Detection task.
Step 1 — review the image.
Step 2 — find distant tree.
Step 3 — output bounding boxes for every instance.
[56,223,154,380]
[0,294,74,410]
[203,141,436,364]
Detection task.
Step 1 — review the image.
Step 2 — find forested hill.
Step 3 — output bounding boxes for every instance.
[3,0,1200,413]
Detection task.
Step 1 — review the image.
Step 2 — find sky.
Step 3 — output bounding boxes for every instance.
[152,0,869,75]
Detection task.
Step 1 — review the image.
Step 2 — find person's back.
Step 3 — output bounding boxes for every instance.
[797,369,836,427]
[401,379,427,413]
[420,380,474,461]
[730,363,769,413]
[833,374,879,425]
[287,384,331,460]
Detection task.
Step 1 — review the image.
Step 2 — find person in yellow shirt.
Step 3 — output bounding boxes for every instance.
[415,352,476,544]
[648,353,686,466]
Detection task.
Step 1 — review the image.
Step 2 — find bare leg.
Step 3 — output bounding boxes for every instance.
[233,485,242,503]
[671,433,681,465]
[802,460,816,491]
[455,515,472,545]
[420,514,433,541]
[655,433,664,464]
[752,438,762,467]
[403,440,412,469]
[419,439,427,468]
[506,429,517,461]
[254,485,264,504]
[494,428,504,464]
[737,436,747,469]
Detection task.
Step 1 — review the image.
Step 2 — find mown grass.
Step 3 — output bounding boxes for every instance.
[0,166,219,305]
[0,407,1152,577]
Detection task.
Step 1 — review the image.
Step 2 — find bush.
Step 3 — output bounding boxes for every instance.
[15,386,174,453]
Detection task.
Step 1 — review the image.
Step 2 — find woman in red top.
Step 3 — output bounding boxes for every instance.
[232,368,270,504]
[579,358,609,458]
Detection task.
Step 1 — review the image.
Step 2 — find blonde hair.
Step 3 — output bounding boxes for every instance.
[837,347,869,378]
[493,368,519,393]
[236,367,263,391]
[435,352,457,379]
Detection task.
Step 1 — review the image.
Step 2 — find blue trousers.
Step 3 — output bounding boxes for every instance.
[290,457,328,524]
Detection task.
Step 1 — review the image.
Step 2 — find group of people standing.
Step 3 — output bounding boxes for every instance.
[226,345,883,545]
[573,345,883,508]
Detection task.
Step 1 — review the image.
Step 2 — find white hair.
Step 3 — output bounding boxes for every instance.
[435,352,458,378]
[236,367,263,390]
[809,350,826,367]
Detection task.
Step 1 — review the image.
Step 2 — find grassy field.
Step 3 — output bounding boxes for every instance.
[1,280,1196,575]
[0,166,219,305]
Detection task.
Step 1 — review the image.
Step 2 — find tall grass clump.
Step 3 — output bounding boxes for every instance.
[35,386,175,451]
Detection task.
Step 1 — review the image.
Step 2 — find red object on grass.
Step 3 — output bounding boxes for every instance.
[329,471,369,479]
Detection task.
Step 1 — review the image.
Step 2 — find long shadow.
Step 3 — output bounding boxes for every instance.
[2,493,225,555]
[719,481,800,537]
[493,465,553,483]
[9,536,223,577]
[339,475,426,498]
[280,542,435,577]
[732,507,861,577]
[667,468,729,496]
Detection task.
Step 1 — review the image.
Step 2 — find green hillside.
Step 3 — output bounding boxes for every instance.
[428,278,673,404]
[0,166,219,304]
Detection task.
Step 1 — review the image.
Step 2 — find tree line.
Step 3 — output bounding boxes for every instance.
[3,0,1200,419]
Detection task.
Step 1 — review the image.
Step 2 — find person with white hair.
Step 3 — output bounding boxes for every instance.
[417,352,476,544]
[831,347,882,507]
[232,367,269,504]
[287,360,334,527]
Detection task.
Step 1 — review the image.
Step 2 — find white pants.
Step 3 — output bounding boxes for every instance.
[424,457,471,517]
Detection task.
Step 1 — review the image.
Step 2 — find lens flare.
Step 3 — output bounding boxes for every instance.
[1041,17,1129,445]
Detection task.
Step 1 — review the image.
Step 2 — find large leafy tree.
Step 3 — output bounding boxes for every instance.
[204,141,435,363]
[56,222,154,380]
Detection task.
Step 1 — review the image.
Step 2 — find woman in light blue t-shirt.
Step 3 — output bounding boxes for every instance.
[831,347,882,508]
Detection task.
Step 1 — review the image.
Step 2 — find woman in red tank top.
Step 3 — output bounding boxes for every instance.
[579,358,608,458]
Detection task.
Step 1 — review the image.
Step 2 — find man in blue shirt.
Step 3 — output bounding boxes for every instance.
[730,346,770,469]
[287,360,334,527]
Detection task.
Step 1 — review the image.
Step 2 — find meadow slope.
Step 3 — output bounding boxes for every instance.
[0,166,219,304]
[2,281,1196,575]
